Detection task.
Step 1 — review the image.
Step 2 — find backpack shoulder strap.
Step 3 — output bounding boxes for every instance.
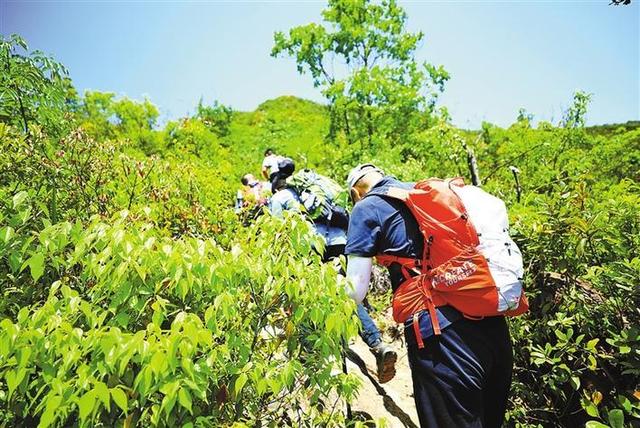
[364,186,411,201]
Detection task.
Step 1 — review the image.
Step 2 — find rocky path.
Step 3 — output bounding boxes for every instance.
[346,335,420,427]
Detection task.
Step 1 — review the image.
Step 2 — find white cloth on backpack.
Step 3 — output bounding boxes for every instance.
[451,184,524,312]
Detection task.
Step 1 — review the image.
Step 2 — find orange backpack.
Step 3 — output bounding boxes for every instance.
[373,178,529,348]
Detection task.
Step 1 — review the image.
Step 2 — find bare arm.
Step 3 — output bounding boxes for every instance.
[346,255,373,303]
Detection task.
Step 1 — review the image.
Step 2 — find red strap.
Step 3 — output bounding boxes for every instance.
[416,276,441,335]
[376,255,422,281]
[412,313,424,349]
[376,254,419,268]
[427,297,441,335]
[379,255,441,336]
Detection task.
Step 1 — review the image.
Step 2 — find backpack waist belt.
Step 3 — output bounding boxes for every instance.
[377,254,446,348]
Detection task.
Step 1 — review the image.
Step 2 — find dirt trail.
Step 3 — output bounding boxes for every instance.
[346,335,420,427]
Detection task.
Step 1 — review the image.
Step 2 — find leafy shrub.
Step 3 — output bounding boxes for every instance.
[0,204,359,426]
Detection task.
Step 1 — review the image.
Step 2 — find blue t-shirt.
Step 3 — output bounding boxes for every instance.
[345,176,461,342]
[345,177,423,289]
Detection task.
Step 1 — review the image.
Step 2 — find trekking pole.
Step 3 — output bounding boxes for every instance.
[341,340,353,421]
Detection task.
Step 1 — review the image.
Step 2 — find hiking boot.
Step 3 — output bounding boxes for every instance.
[370,342,397,384]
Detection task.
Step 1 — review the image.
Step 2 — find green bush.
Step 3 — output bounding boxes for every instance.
[1,203,359,426]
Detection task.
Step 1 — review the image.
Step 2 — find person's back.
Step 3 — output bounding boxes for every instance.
[345,164,516,428]
[269,186,300,217]
[346,176,423,290]
[270,185,346,253]
[270,175,397,383]
[262,149,282,181]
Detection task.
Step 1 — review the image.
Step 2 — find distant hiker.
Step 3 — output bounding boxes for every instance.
[235,173,271,223]
[270,174,348,260]
[262,148,295,193]
[262,148,282,181]
[344,164,528,427]
[270,173,397,383]
[287,168,350,230]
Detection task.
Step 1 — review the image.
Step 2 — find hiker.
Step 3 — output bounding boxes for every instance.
[262,148,296,193]
[269,174,398,383]
[235,173,270,223]
[344,164,528,427]
[261,148,282,181]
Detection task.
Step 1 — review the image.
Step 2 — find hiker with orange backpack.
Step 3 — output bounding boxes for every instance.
[344,164,528,428]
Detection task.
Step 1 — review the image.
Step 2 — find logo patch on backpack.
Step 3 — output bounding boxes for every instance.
[432,261,477,288]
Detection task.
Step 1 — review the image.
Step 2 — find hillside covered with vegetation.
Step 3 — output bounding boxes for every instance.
[1,1,639,426]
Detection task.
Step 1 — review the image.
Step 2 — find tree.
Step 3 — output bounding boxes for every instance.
[195,99,233,137]
[562,91,591,129]
[0,34,71,136]
[272,0,449,152]
[80,91,163,153]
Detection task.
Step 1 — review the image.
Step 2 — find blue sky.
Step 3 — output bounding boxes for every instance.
[2,1,638,128]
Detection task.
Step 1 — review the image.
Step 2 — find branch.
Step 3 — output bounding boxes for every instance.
[483,140,548,183]
[543,271,605,305]
[462,134,482,186]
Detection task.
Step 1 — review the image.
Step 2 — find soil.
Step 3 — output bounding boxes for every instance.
[345,325,420,427]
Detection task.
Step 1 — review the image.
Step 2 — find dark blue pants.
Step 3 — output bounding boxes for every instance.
[405,315,513,428]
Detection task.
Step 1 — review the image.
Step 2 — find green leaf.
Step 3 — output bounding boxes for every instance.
[588,354,598,370]
[608,409,624,428]
[38,395,62,428]
[78,391,96,420]
[570,376,581,391]
[110,387,128,414]
[617,395,632,413]
[267,377,282,395]
[161,392,177,419]
[27,252,45,282]
[0,226,14,243]
[150,351,166,375]
[94,381,110,410]
[178,388,193,414]
[6,368,26,400]
[585,422,609,428]
[582,396,601,418]
[234,373,248,397]
[12,191,28,209]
